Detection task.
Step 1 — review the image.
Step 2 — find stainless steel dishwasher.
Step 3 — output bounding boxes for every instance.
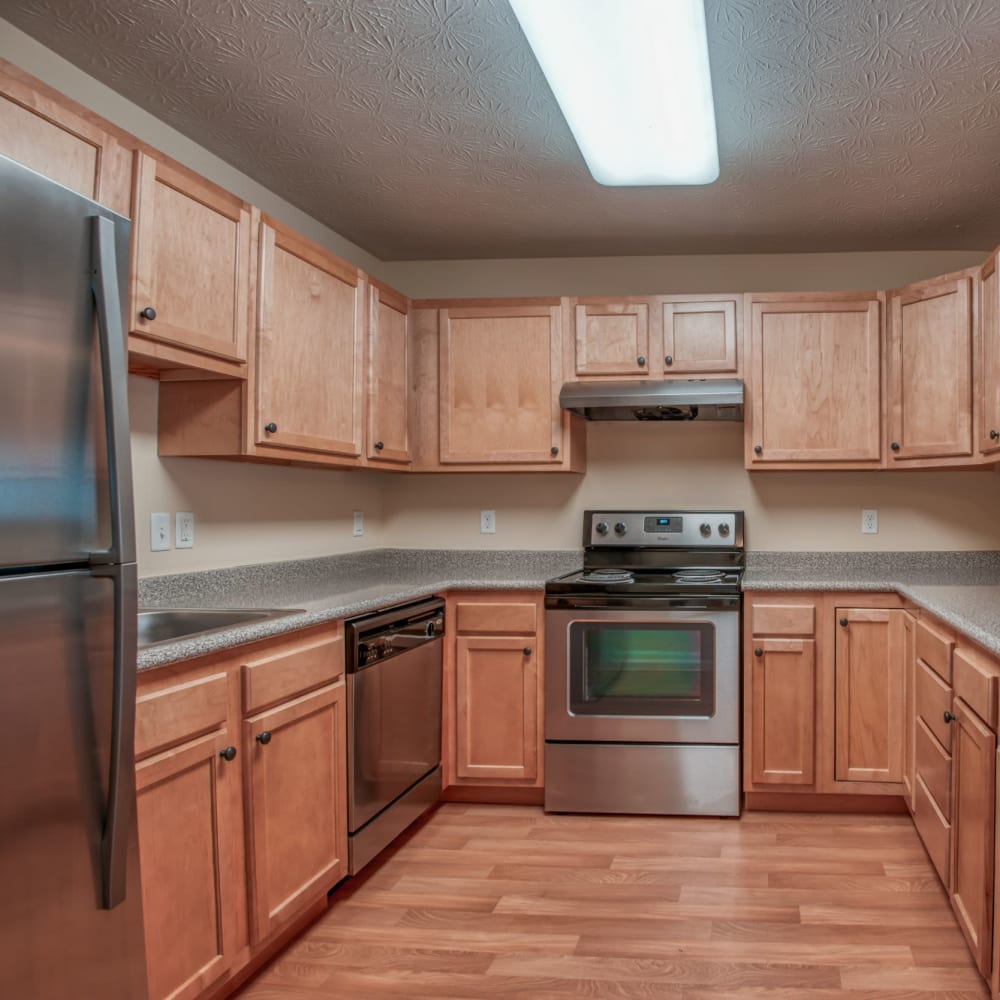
[345,597,444,874]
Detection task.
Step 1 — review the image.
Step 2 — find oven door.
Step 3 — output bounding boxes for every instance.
[545,603,739,744]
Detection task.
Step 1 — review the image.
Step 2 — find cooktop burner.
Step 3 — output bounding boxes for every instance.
[673,568,727,583]
[581,569,635,583]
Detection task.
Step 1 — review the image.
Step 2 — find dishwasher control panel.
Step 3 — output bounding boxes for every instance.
[346,597,445,670]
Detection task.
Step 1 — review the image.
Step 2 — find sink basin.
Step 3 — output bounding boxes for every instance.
[137,608,304,648]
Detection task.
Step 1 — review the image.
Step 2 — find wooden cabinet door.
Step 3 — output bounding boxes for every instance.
[366,281,411,464]
[136,730,243,1000]
[747,295,881,466]
[130,152,251,363]
[887,273,974,462]
[255,219,364,459]
[573,301,651,376]
[455,636,538,781]
[834,609,905,782]
[903,612,917,812]
[980,254,1000,456]
[439,304,563,463]
[0,67,131,215]
[949,697,996,977]
[749,639,816,785]
[662,296,739,373]
[244,683,347,944]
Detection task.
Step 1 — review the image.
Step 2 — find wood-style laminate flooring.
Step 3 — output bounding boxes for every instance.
[235,803,989,999]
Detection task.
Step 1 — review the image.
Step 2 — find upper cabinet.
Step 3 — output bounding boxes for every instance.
[0,61,131,216]
[129,152,252,377]
[745,293,882,468]
[253,217,363,460]
[886,271,976,465]
[572,300,651,377]
[661,294,740,374]
[366,280,412,465]
[979,251,1000,458]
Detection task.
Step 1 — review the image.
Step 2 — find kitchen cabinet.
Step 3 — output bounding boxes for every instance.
[366,279,412,465]
[886,271,976,465]
[444,592,544,794]
[834,608,905,782]
[745,293,882,468]
[0,60,131,216]
[980,250,1000,457]
[129,151,252,377]
[253,216,364,461]
[660,294,741,374]
[571,299,652,377]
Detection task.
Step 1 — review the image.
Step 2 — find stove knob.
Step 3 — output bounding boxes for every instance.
[614,521,628,536]
[699,523,712,538]
[718,523,730,538]
[595,521,609,536]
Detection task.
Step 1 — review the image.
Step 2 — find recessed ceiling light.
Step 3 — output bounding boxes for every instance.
[508,0,720,186]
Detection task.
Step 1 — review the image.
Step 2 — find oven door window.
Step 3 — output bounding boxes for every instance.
[568,621,715,717]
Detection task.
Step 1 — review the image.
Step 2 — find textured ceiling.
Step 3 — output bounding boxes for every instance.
[6,0,1000,260]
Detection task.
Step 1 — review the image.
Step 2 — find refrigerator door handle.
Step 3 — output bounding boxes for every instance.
[92,562,139,909]
[89,214,137,568]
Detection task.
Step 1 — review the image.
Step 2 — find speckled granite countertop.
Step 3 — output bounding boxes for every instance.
[744,551,1000,656]
[137,548,581,670]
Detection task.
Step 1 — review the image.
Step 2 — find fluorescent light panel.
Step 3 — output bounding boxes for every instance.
[508,0,719,186]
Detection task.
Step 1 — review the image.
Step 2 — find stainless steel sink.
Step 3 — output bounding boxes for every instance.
[137,608,305,648]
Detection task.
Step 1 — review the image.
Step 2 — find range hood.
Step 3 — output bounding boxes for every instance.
[559,378,744,422]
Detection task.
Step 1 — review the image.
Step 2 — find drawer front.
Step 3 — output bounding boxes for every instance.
[750,603,816,637]
[456,601,537,635]
[953,648,999,730]
[913,774,951,889]
[242,630,344,714]
[136,672,229,760]
[914,717,951,820]
[916,620,954,683]
[915,658,953,751]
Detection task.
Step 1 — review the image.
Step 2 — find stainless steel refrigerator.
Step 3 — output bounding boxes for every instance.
[0,154,148,997]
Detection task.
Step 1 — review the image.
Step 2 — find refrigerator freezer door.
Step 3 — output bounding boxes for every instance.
[0,155,130,570]
[0,569,147,999]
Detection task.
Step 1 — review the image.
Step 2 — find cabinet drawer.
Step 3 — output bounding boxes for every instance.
[242,630,343,714]
[916,620,954,683]
[913,774,951,889]
[915,658,953,751]
[136,672,229,760]
[953,647,999,730]
[914,718,951,820]
[456,601,537,635]
[750,603,816,637]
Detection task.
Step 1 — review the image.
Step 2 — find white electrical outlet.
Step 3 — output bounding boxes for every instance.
[480,509,496,534]
[150,512,171,552]
[861,509,879,534]
[353,510,364,537]
[175,511,194,548]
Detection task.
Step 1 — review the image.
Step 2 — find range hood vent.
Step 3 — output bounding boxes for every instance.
[559,378,744,422]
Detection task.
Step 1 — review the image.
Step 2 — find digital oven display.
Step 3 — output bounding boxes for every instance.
[644,516,682,533]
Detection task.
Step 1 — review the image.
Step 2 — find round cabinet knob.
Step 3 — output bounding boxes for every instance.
[550,445,560,456]
[718,523,730,537]
[595,521,610,535]
[523,646,532,655]
[754,647,763,657]
[374,440,384,450]
[614,521,628,536]
[664,355,674,366]
[637,356,646,367]
[991,430,1000,441]
[944,710,956,724]
[753,444,763,455]
[219,746,237,762]
[264,422,277,434]
[139,306,157,321]
[840,617,848,627]
[890,442,900,451]
[699,523,712,537]
[256,730,273,745]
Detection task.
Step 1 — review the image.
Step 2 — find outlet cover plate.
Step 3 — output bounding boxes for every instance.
[353,510,364,537]
[862,509,879,534]
[175,511,194,548]
[480,509,496,534]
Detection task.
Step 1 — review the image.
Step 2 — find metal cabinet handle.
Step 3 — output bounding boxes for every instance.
[664,355,673,365]
[264,422,277,433]
[943,710,955,724]
[257,730,273,745]
[753,647,763,657]
[839,617,848,627]
[753,445,762,455]
[374,440,384,450]
[991,430,1000,441]
[523,646,532,655]
[139,306,157,321]
[637,356,646,366]
[550,446,560,456]
[890,442,900,451]
[219,746,237,762]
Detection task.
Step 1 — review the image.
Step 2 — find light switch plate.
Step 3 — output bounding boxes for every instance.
[176,511,194,548]
[150,512,171,551]
[353,510,364,537]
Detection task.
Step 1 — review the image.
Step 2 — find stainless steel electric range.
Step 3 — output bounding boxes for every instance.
[544,509,744,817]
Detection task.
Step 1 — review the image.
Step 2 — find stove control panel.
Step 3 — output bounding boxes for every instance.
[584,510,743,548]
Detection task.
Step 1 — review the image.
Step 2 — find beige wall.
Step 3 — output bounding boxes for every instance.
[381,422,1000,552]
[129,377,385,576]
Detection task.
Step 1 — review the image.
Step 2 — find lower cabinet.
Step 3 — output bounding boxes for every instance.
[135,624,346,1000]
[444,591,544,794]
